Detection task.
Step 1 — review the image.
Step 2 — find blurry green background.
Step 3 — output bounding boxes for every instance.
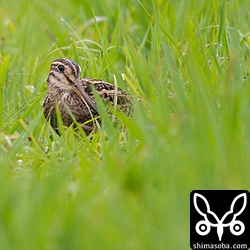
[0,0,250,249]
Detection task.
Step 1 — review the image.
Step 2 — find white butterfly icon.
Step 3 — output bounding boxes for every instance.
[193,193,247,241]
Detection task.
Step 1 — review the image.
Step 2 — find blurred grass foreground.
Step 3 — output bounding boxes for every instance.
[0,0,250,249]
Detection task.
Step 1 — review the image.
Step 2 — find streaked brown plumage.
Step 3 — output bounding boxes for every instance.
[43,58,132,134]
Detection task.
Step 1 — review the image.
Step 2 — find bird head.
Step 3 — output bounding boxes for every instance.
[46,58,99,115]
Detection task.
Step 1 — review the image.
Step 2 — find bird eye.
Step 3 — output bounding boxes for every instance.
[58,65,65,72]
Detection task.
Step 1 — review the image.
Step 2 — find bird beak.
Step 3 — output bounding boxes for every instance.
[72,79,99,115]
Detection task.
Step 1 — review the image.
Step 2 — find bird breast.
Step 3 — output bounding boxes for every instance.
[43,88,97,126]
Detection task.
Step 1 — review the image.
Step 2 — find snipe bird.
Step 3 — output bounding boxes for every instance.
[43,58,131,134]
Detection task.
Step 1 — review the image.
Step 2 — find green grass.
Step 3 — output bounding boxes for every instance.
[0,0,250,249]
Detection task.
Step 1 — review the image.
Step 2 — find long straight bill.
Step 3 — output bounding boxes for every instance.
[72,80,99,115]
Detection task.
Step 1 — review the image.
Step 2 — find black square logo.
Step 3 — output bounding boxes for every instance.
[190,190,250,250]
